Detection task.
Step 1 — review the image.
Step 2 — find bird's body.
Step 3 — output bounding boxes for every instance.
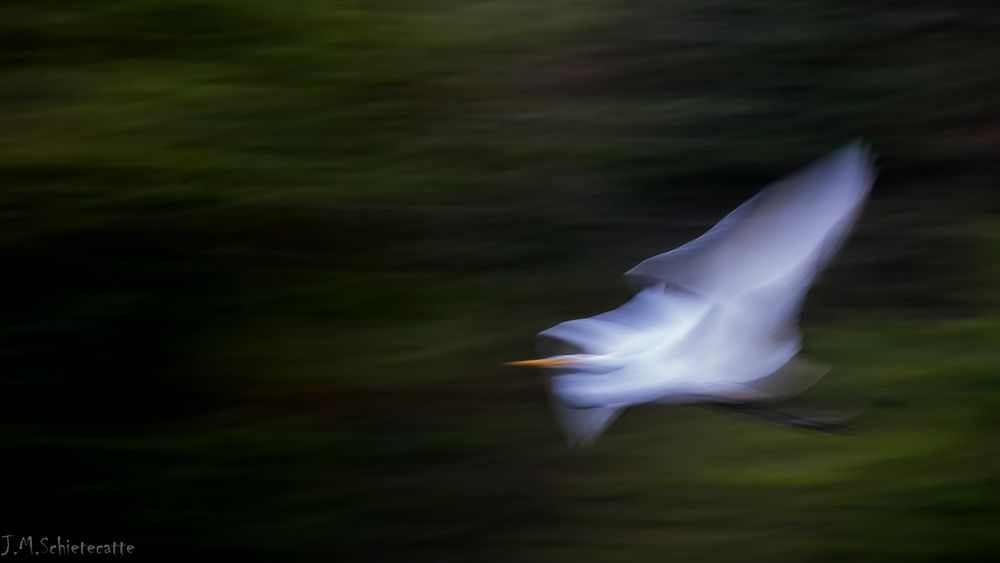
[511,142,876,444]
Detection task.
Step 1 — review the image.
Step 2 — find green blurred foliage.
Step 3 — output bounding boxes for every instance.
[0,0,998,560]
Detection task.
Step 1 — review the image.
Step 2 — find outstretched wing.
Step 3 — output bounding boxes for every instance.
[625,141,875,391]
[625,141,875,309]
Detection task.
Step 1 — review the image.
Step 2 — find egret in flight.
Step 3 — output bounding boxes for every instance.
[509,142,875,445]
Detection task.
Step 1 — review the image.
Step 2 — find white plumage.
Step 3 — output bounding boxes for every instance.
[511,142,876,445]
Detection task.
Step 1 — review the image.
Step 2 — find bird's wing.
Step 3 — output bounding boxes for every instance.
[625,142,874,392]
[624,141,875,307]
[549,401,623,447]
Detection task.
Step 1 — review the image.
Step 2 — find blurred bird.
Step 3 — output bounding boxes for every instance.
[509,142,876,445]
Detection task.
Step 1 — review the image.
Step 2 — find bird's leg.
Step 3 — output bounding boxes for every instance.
[713,402,859,434]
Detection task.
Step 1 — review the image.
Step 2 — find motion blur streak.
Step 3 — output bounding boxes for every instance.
[0,1,998,561]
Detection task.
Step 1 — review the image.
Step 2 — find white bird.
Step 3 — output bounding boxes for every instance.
[509,142,876,445]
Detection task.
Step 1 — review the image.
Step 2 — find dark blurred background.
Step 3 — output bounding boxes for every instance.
[0,0,998,560]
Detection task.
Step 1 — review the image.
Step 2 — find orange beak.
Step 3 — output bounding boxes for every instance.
[505,358,579,368]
